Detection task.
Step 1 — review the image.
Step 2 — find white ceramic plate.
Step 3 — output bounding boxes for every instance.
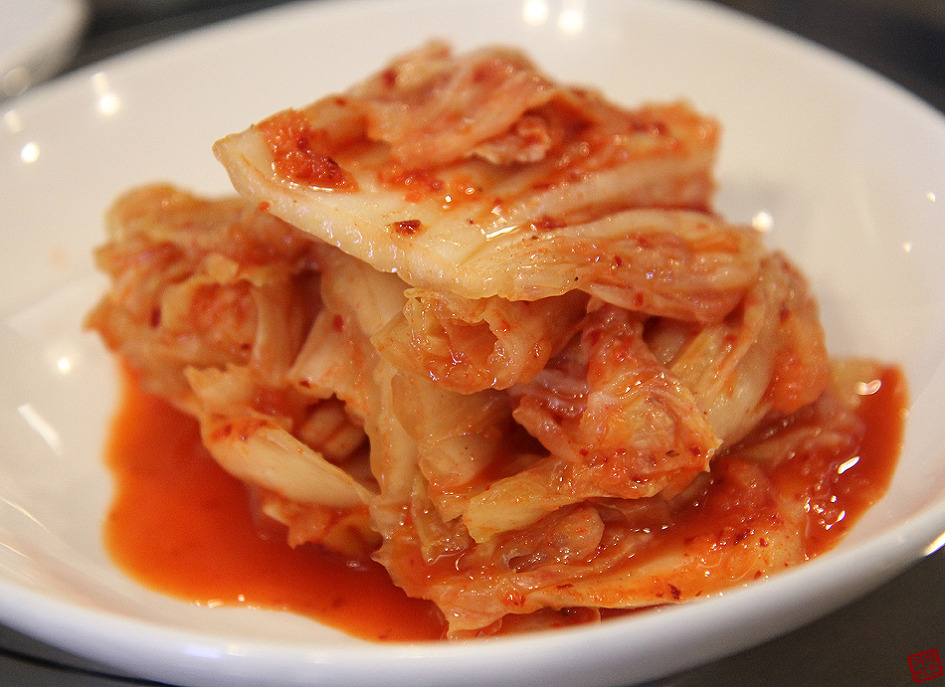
[0,0,88,99]
[2,0,945,685]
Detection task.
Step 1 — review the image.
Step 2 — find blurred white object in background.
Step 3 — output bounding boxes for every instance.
[1,0,88,99]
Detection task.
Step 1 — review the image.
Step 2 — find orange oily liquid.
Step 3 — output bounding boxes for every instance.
[103,369,445,641]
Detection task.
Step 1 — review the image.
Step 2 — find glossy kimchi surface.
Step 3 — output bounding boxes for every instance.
[87,43,905,639]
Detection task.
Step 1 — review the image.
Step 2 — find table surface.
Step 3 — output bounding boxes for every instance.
[2,1,944,685]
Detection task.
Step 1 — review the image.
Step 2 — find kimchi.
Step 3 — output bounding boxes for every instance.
[87,42,905,638]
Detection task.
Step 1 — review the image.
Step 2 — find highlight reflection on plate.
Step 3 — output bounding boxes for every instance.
[2,1,945,685]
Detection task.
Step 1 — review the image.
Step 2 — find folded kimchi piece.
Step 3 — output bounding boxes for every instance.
[86,185,386,556]
[379,367,870,637]
[463,305,720,541]
[372,288,588,393]
[378,456,806,637]
[646,252,830,446]
[185,364,374,511]
[289,244,428,512]
[212,43,754,317]
[86,184,321,407]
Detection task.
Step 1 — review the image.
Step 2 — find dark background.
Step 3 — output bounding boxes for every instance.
[2,1,943,685]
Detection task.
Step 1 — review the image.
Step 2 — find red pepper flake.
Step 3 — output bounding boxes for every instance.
[389,219,424,236]
[257,201,271,212]
[257,109,357,191]
[381,67,398,89]
[531,214,565,231]
[379,163,444,202]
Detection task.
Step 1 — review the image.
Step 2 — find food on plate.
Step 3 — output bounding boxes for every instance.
[87,42,906,638]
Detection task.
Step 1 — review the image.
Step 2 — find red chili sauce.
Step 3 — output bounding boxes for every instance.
[103,368,444,641]
[104,365,907,641]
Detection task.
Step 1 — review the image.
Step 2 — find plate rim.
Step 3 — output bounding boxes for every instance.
[2,0,945,685]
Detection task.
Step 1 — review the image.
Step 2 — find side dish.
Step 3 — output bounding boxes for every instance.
[87,42,906,638]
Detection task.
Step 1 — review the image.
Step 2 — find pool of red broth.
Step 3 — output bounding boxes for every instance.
[103,364,907,641]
